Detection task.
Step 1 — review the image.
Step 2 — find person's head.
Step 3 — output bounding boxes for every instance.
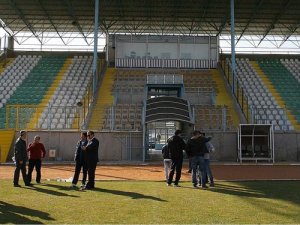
[20,130,27,140]
[174,130,182,136]
[33,135,40,143]
[81,132,87,140]
[87,131,94,140]
[192,130,201,137]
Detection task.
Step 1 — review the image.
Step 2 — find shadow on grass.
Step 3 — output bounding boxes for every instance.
[92,187,167,202]
[0,201,55,224]
[29,184,78,198]
[210,181,300,203]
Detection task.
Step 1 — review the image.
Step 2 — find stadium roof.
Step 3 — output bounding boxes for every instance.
[1,0,300,47]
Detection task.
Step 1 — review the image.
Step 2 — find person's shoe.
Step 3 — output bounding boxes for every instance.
[173,184,180,187]
[209,182,215,187]
[166,183,171,187]
[25,183,32,187]
[36,181,41,184]
[80,184,86,188]
[202,185,208,189]
[14,184,21,187]
[193,183,198,188]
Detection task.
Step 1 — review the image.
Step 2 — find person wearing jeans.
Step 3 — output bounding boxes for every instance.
[162,144,172,182]
[186,130,211,188]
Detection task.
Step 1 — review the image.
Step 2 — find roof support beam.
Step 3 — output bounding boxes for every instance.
[257,0,291,46]
[0,19,20,45]
[236,0,264,44]
[279,19,300,47]
[37,0,66,45]
[8,0,42,44]
[63,0,89,45]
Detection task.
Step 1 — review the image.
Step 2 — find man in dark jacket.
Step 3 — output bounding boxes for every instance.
[71,132,88,188]
[167,130,186,187]
[82,131,99,190]
[186,130,211,188]
[13,130,30,187]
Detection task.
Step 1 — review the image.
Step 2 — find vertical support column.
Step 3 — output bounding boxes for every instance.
[92,0,99,95]
[7,35,14,50]
[106,32,109,65]
[208,36,211,69]
[230,0,236,95]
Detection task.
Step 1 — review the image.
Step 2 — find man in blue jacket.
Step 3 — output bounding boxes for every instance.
[82,131,99,190]
[13,130,30,187]
[71,132,88,188]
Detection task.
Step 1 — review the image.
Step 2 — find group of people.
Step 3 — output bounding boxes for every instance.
[13,131,46,187]
[162,129,215,188]
[70,131,99,190]
[13,130,99,190]
[13,129,213,189]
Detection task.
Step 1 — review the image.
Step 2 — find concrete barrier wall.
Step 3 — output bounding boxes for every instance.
[9,131,300,162]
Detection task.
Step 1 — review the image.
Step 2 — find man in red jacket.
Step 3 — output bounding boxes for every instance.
[27,135,46,184]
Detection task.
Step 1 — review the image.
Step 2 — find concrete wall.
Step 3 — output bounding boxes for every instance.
[11,131,143,162]
[9,131,300,162]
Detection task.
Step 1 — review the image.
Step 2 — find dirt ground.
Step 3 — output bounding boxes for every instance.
[1,163,300,181]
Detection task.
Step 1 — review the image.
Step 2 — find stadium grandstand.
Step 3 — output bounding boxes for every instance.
[0,0,299,163]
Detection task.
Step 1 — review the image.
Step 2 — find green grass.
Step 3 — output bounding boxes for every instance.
[0,180,300,224]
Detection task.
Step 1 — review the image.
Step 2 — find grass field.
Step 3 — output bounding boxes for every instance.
[0,180,300,224]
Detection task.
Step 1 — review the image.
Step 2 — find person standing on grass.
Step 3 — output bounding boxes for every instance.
[82,131,99,190]
[185,130,211,188]
[167,130,186,187]
[204,136,215,187]
[13,130,31,187]
[162,144,172,182]
[27,135,46,184]
[71,132,88,188]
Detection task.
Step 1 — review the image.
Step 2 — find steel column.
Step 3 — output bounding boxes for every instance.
[93,0,99,95]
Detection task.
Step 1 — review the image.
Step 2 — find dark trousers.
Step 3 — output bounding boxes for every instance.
[72,161,87,185]
[27,159,42,183]
[14,161,29,185]
[86,160,97,188]
[167,158,183,185]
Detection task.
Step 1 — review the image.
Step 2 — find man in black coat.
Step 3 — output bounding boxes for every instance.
[71,132,88,188]
[167,130,186,187]
[13,130,30,187]
[82,131,99,190]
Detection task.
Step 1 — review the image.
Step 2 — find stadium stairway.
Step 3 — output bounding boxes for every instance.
[0,130,15,162]
[88,68,115,130]
[27,58,73,129]
[0,58,14,74]
[211,69,240,127]
[250,61,300,130]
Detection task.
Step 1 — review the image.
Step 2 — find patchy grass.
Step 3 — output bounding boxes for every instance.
[0,180,300,224]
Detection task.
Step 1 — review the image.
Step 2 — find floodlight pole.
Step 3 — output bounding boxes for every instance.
[230,0,236,95]
[93,0,99,96]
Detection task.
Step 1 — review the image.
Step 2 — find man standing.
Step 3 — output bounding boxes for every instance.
[167,130,186,187]
[27,135,46,184]
[186,130,211,188]
[13,130,30,187]
[82,131,99,190]
[71,132,88,188]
